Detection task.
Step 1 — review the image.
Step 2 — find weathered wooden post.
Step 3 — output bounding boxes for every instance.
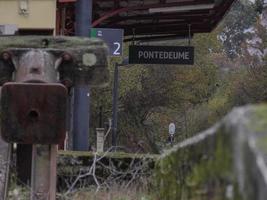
[0,36,109,199]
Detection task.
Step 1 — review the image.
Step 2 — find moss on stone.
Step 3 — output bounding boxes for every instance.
[0,36,107,51]
[257,135,267,154]
[249,104,267,132]
[153,128,242,200]
[247,104,267,153]
[58,150,159,160]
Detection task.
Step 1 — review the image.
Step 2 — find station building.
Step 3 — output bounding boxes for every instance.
[0,0,56,35]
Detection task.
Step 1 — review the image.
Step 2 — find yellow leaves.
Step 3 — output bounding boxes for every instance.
[119,65,148,96]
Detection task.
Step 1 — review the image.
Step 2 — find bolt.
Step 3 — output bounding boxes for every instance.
[62,53,72,62]
[61,78,73,88]
[2,52,11,61]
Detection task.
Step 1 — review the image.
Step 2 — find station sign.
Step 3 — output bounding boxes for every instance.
[129,45,194,65]
[90,28,124,57]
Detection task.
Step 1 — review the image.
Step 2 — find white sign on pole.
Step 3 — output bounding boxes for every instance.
[169,123,175,135]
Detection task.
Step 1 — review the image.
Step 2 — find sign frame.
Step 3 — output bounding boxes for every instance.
[129,45,194,65]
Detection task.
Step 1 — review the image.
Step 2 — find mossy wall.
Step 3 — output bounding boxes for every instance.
[154,105,267,200]
[154,126,238,200]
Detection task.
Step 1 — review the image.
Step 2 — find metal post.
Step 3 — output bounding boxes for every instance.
[111,59,129,148]
[73,86,90,150]
[111,63,119,147]
[31,145,57,200]
[98,106,103,128]
[75,0,92,36]
[73,0,92,151]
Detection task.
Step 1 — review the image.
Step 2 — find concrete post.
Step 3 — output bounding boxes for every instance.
[96,128,105,152]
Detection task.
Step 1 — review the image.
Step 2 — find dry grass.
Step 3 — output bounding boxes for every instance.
[60,183,155,200]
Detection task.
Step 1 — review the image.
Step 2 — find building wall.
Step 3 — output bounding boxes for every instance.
[0,0,56,30]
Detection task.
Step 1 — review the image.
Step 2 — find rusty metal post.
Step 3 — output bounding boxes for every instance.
[31,145,57,200]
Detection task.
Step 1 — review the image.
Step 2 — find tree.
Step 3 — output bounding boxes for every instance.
[219,0,257,59]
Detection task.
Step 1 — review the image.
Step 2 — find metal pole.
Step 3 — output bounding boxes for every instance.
[31,145,57,200]
[75,0,92,36]
[98,106,103,128]
[73,0,92,151]
[111,63,119,147]
[73,86,90,150]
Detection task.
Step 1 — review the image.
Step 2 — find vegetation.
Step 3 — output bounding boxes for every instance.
[8,0,267,199]
[90,0,266,154]
[81,1,267,197]
[154,129,240,200]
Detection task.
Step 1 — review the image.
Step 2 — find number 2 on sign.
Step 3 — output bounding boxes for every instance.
[113,42,121,55]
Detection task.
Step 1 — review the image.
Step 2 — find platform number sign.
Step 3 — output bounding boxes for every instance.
[90,28,124,57]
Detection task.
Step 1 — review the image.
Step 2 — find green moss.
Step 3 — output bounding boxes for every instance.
[250,104,267,132]
[153,130,242,200]
[0,36,107,51]
[59,150,159,160]
[185,136,232,198]
[256,135,267,154]
[247,104,267,154]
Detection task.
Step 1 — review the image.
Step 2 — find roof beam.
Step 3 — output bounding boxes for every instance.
[92,0,215,27]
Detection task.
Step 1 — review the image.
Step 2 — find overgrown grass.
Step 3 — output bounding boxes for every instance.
[57,183,155,200]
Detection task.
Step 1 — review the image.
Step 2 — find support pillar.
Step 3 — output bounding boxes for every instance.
[73,0,93,151]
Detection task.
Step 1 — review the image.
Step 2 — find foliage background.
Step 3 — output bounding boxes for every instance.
[89,0,267,153]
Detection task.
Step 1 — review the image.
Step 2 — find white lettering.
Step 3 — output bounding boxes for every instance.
[164,52,168,59]
[169,52,173,59]
[144,51,149,58]
[184,52,189,60]
[154,51,159,59]
[159,52,164,59]
[173,52,178,59]
[149,51,154,59]
[137,50,190,60]
[138,51,144,58]
[179,52,184,59]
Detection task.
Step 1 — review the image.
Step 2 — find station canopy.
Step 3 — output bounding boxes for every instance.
[58,0,236,41]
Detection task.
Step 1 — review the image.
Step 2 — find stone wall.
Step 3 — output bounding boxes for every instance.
[154,105,267,200]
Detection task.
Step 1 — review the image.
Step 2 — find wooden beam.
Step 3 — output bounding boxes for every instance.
[58,0,76,3]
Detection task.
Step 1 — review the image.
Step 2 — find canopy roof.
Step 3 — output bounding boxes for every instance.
[58,0,236,40]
